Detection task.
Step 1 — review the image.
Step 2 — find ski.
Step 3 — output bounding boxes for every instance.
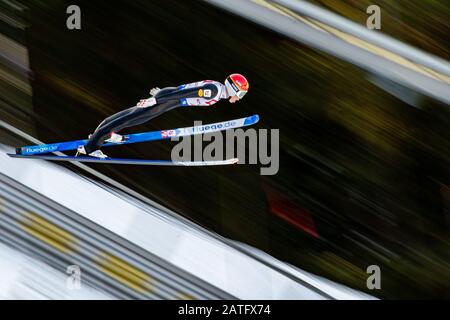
[7,153,239,166]
[15,114,259,156]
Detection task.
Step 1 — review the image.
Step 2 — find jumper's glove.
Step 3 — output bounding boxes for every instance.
[149,87,161,97]
[136,97,157,108]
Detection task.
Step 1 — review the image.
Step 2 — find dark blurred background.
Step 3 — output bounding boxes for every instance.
[2,0,449,298]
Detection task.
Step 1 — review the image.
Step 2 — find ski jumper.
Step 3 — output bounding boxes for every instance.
[84,80,229,154]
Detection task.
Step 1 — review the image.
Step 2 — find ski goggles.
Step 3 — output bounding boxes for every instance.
[226,76,248,99]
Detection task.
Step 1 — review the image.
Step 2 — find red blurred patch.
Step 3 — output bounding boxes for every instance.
[264,186,319,238]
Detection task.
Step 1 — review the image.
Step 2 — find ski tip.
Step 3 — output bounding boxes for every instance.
[230,158,239,164]
[244,114,260,126]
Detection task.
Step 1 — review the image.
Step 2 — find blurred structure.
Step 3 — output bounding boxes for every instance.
[0,142,373,299]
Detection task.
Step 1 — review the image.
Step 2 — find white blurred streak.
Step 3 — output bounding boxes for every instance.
[204,0,450,104]
[3,0,27,11]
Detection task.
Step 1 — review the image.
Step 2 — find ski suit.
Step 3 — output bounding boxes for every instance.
[84,80,229,154]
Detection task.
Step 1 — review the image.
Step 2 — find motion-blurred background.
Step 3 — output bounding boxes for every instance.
[1,0,449,299]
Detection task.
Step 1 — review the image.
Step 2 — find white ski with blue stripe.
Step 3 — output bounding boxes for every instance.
[15,115,259,156]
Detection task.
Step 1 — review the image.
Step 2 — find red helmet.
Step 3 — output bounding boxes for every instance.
[225,73,249,99]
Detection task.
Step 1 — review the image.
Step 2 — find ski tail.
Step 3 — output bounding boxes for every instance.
[16,114,259,156]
